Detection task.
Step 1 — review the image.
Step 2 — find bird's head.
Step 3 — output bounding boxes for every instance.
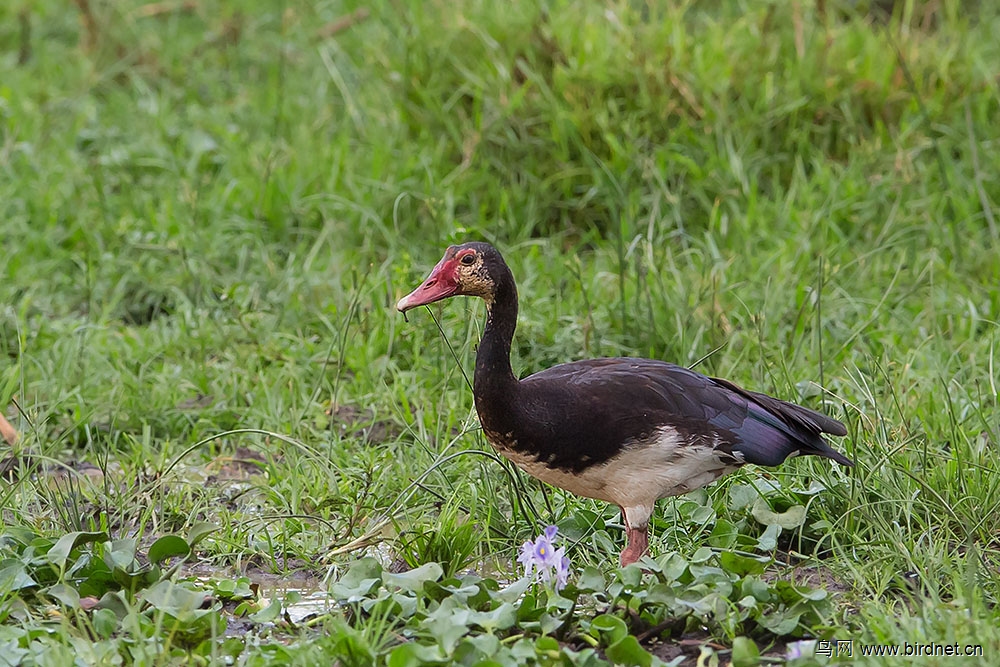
[396,242,500,312]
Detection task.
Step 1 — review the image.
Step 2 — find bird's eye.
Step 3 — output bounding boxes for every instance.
[460,254,475,265]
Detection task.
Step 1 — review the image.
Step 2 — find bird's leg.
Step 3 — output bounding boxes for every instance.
[618,507,649,566]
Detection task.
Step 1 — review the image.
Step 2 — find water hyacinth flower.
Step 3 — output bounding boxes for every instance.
[518,525,571,590]
[785,640,815,661]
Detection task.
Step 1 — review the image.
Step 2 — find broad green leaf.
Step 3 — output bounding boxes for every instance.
[330,558,382,602]
[215,577,254,600]
[751,500,806,529]
[708,519,739,548]
[719,551,769,576]
[689,564,728,582]
[148,535,191,565]
[0,640,28,665]
[424,598,471,653]
[383,561,443,592]
[759,610,802,635]
[42,583,80,608]
[728,485,758,510]
[535,635,560,652]
[657,552,689,582]
[617,563,643,587]
[249,597,282,623]
[756,524,781,551]
[791,480,827,495]
[187,522,219,548]
[775,581,829,602]
[104,539,137,571]
[690,547,714,563]
[1,528,38,548]
[492,576,532,604]
[467,602,516,632]
[387,642,445,667]
[111,567,155,592]
[509,638,537,662]
[731,636,761,666]
[589,614,628,643]
[605,635,653,667]
[0,561,36,592]
[465,633,500,657]
[141,580,211,621]
[645,583,677,606]
[94,591,129,620]
[92,608,119,639]
[577,566,605,592]
[47,532,108,569]
[539,611,563,635]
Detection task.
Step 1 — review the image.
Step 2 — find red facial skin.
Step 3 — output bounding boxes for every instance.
[396,247,474,312]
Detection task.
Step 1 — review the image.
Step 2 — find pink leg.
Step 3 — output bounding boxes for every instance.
[618,507,649,566]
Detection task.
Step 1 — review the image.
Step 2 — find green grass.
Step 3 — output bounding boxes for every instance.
[1,0,999,664]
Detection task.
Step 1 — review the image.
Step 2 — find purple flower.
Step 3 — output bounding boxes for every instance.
[785,640,814,660]
[518,525,571,591]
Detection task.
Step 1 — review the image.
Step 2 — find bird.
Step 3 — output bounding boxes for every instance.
[396,241,852,566]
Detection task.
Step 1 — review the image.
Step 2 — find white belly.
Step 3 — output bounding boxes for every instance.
[497,426,741,528]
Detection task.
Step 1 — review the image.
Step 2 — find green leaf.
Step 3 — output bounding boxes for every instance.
[42,583,81,608]
[111,567,154,592]
[617,563,643,587]
[104,539,137,571]
[605,635,653,667]
[387,642,445,667]
[645,583,677,606]
[147,535,191,565]
[719,551,769,576]
[467,602,517,632]
[731,636,761,666]
[141,580,211,621]
[383,562,444,592]
[756,524,781,551]
[93,591,130,619]
[47,531,109,568]
[775,580,829,602]
[492,576,532,604]
[0,561,36,592]
[759,610,802,635]
[423,597,471,653]
[751,500,806,529]
[539,611,563,635]
[590,614,628,643]
[1,527,38,548]
[689,564,728,582]
[330,558,382,602]
[690,546,714,563]
[657,552,689,582]
[577,566,605,592]
[92,608,119,639]
[708,519,739,548]
[186,522,219,548]
[728,485,758,510]
[535,635,560,653]
[741,577,772,602]
[249,597,282,623]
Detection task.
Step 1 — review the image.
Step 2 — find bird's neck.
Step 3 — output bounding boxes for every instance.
[474,270,519,422]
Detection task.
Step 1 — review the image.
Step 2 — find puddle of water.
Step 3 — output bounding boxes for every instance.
[279,588,336,625]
